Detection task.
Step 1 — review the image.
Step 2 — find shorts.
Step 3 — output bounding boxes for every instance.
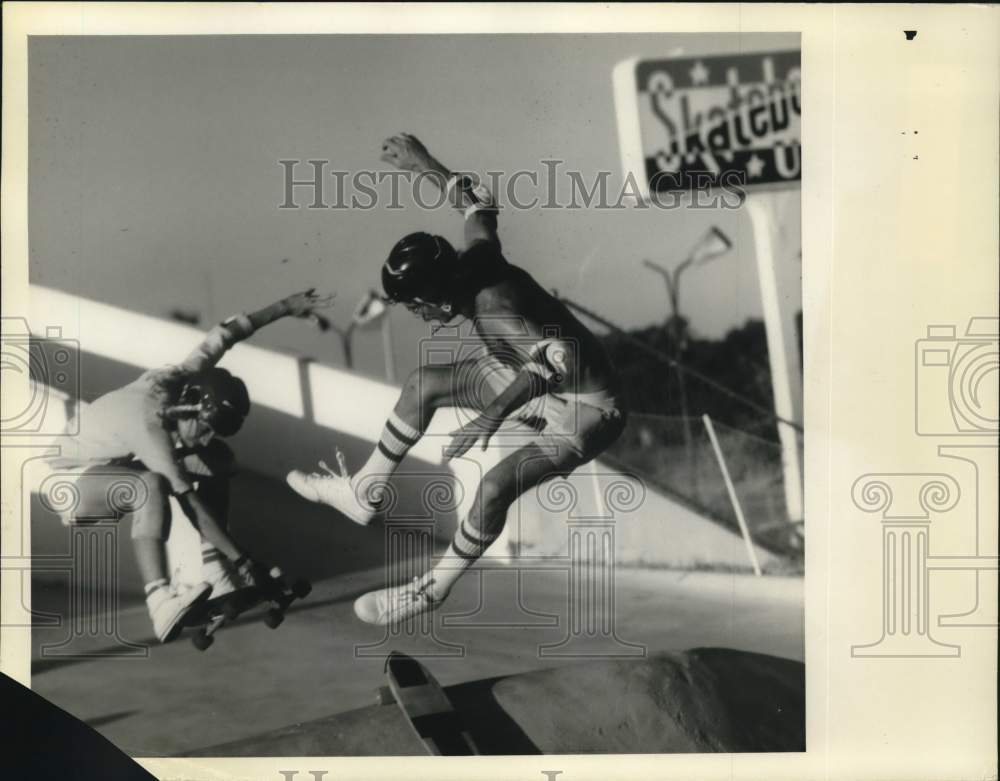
[43,440,234,536]
[40,464,170,538]
[474,354,626,468]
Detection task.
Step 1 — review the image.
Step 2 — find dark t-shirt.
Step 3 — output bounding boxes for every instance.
[455,239,510,297]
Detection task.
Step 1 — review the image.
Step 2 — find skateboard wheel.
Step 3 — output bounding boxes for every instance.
[264,609,284,629]
[292,580,312,599]
[192,632,214,652]
[375,685,394,706]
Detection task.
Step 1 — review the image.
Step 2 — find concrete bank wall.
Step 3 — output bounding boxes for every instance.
[25,285,776,571]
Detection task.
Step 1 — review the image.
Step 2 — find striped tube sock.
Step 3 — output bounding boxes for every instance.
[431,519,500,595]
[201,542,228,577]
[144,578,168,597]
[201,542,225,566]
[354,412,422,505]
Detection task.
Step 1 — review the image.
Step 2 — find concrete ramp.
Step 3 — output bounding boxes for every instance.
[190,648,803,756]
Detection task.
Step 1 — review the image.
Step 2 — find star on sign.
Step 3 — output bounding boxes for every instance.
[689,61,710,86]
[746,154,765,178]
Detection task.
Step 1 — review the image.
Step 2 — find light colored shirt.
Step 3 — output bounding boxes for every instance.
[49,315,254,493]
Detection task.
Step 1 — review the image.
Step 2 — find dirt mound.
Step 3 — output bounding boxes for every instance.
[492,647,804,753]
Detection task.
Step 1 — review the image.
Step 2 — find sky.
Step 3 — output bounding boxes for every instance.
[29,33,800,379]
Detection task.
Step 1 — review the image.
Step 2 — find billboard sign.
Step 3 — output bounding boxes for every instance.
[613,50,801,199]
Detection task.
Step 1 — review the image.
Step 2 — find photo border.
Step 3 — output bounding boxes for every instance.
[3,4,997,781]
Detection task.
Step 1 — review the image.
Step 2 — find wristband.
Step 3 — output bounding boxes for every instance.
[447,174,496,215]
[221,313,254,334]
[464,203,498,220]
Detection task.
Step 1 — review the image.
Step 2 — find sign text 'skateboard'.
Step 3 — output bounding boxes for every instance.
[614,50,801,197]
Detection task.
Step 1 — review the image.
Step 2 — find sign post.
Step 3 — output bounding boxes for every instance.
[614,49,804,522]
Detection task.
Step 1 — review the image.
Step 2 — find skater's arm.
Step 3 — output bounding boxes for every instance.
[128,424,244,559]
[483,369,547,419]
[453,177,499,248]
[442,371,544,461]
[131,423,196,496]
[379,133,499,246]
[245,288,335,332]
[174,489,243,561]
[179,289,334,372]
[488,338,574,418]
[444,340,574,460]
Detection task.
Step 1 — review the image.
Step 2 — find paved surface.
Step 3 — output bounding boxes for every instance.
[192,647,805,756]
[31,565,802,756]
[29,468,803,757]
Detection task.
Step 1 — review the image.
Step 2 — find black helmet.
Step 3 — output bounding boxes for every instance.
[381,232,458,305]
[178,368,250,437]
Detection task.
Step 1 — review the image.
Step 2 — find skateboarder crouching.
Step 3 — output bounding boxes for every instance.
[287,134,626,624]
[47,289,333,642]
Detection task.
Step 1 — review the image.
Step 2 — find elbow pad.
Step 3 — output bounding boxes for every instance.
[201,315,253,354]
[522,339,571,385]
[220,314,254,339]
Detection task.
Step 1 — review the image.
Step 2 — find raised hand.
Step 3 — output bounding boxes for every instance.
[443,415,502,461]
[379,133,433,172]
[282,288,335,319]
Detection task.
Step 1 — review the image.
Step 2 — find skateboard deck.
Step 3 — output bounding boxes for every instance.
[378,651,479,756]
[182,575,311,651]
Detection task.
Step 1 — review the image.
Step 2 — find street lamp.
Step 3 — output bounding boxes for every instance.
[689,225,733,266]
[642,226,732,480]
[327,290,395,381]
[353,289,395,383]
[643,226,733,331]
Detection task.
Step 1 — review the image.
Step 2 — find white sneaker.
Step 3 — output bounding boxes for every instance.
[146,581,212,643]
[353,573,445,626]
[286,454,378,526]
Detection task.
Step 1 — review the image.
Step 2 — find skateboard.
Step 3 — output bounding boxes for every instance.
[183,572,311,651]
[375,651,479,756]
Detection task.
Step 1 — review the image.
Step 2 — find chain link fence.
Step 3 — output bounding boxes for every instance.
[602,413,803,566]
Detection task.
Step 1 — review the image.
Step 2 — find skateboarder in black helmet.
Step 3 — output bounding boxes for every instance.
[288,134,625,625]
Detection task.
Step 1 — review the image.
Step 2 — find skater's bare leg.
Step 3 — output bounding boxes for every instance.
[287,361,488,518]
[353,442,578,624]
[353,361,486,500]
[429,442,574,597]
[181,443,240,596]
[74,465,209,641]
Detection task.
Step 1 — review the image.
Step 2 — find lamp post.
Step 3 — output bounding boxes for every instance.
[353,289,395,383]
[328,322,355,370]
[641,226,732,482]
[327,290,395,380]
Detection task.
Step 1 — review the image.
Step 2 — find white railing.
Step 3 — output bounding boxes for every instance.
[25,284,781,571]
